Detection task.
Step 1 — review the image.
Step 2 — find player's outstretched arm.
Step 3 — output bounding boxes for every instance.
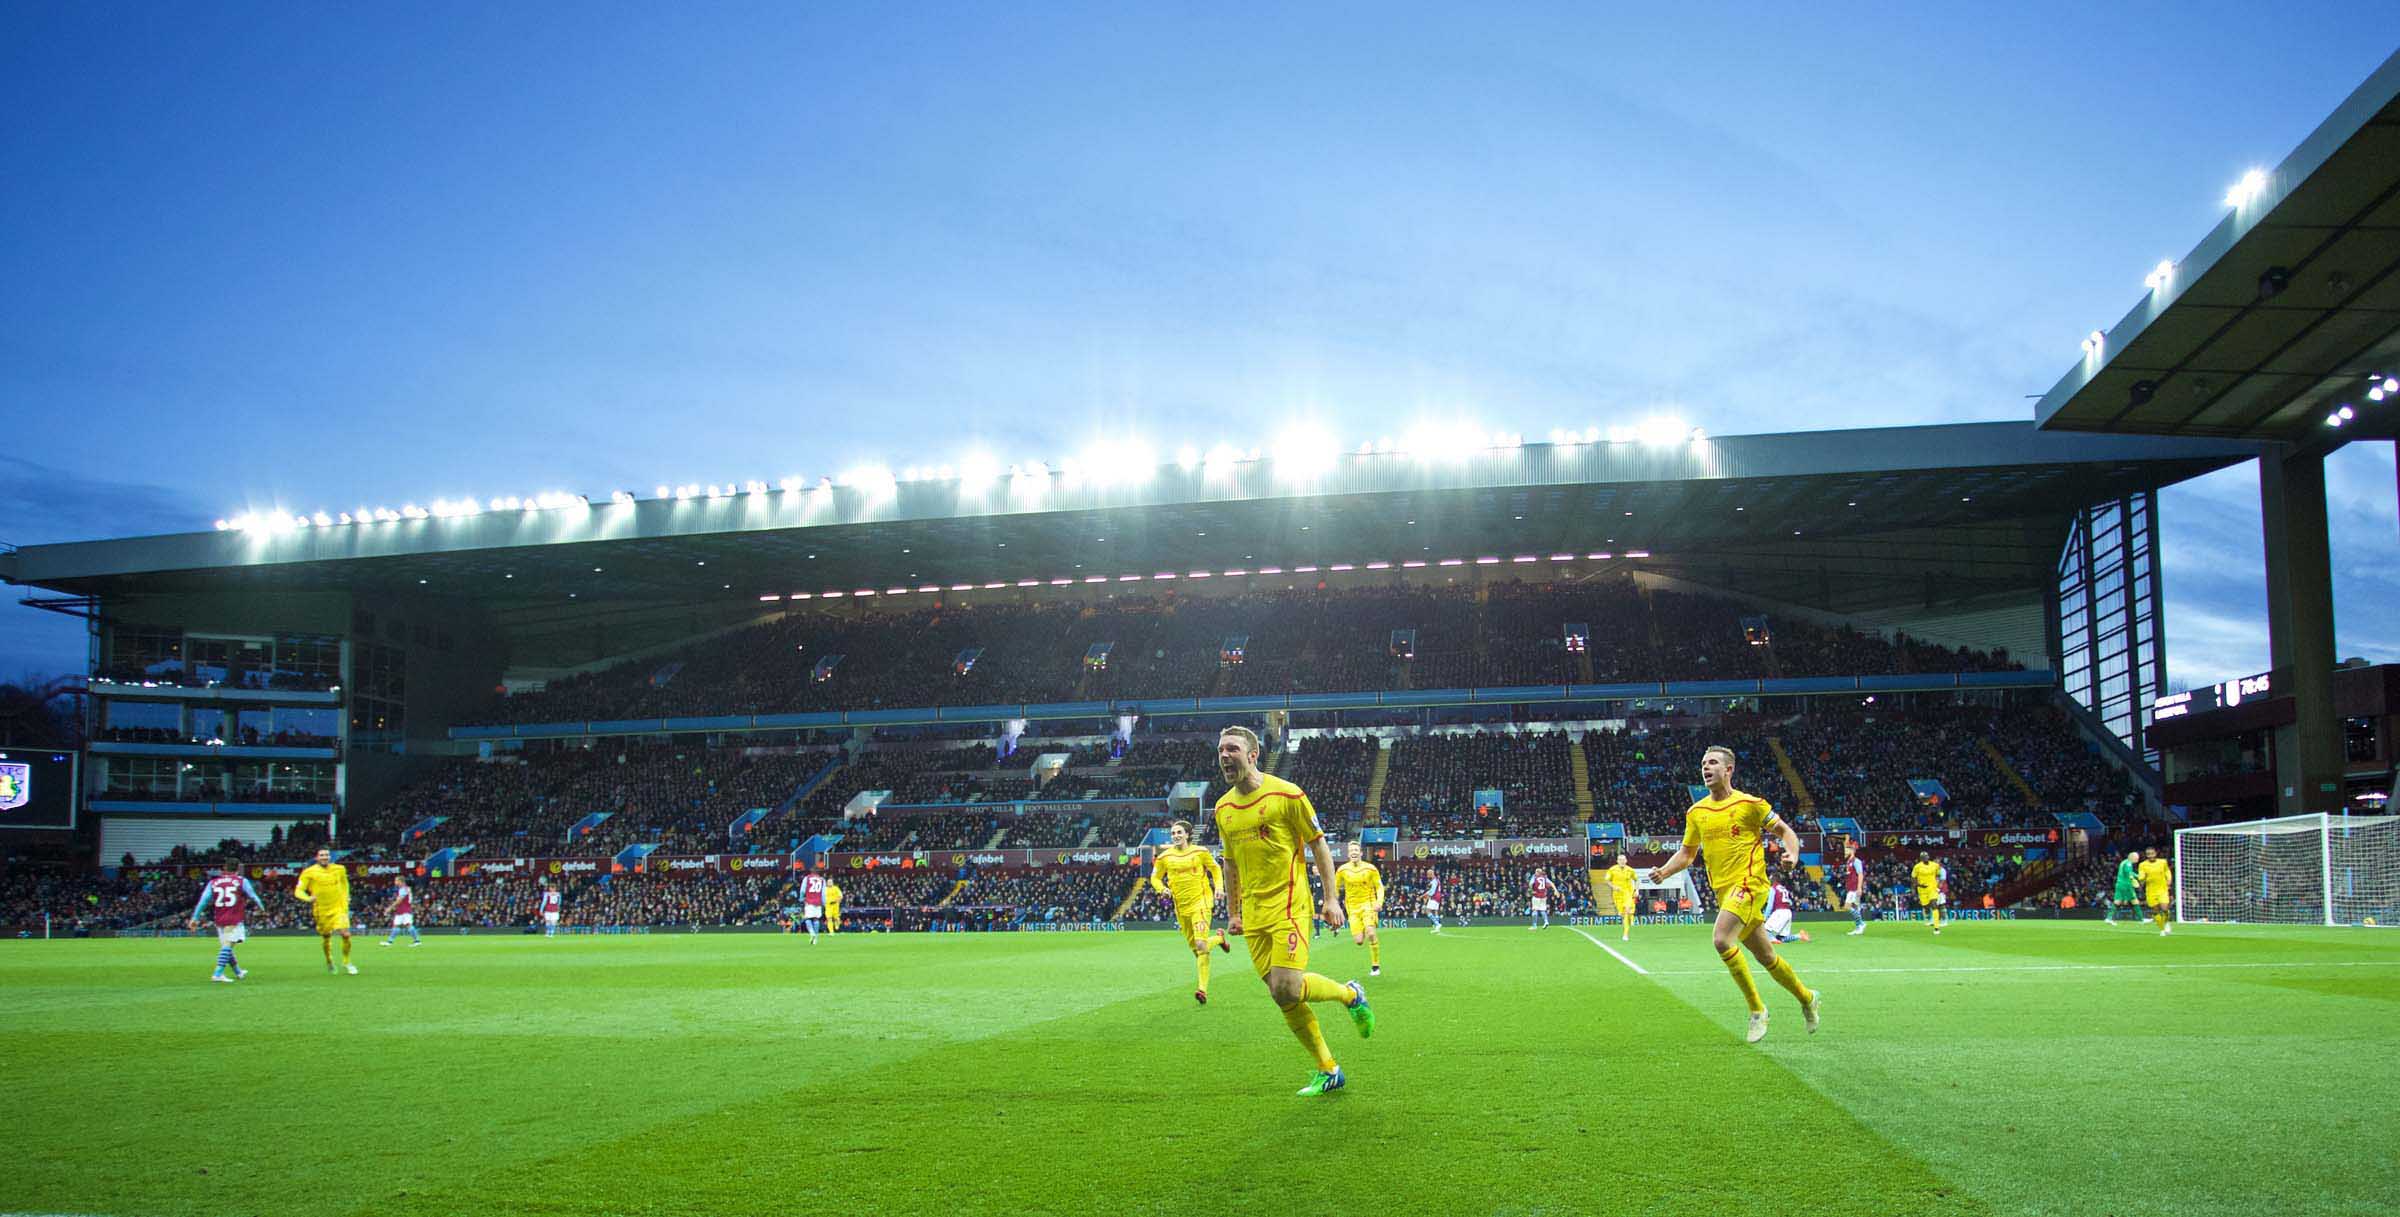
[1650,845,1696,884]
[1310,836,1345,930]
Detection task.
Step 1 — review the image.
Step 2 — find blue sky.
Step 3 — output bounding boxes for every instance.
[2,3,2393,688]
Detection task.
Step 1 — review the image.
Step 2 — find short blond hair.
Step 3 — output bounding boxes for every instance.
[1704,744,1737,768]
[1219,725,1261,757]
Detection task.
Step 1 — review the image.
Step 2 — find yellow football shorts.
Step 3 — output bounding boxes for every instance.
[1720,885,1768,933]
[1175,902,1214,951]
[313,909,351,935]
[1244,918,1309,978]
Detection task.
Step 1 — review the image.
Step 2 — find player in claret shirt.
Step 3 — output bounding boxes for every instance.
[538,877,564,937]
[797,865,829,943]
[187,863,267,982]
[1526,868,1555,931]
[1762,872,1810,945]
[1840,839,1868,936]
[380,876,421,947]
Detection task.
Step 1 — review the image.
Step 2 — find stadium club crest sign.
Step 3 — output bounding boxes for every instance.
[0,761,27,811]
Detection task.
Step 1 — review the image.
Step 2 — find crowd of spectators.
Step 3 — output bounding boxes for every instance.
[465,578,2018,725]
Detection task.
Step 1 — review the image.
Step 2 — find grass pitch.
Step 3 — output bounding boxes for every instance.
[3,920,2395,1217]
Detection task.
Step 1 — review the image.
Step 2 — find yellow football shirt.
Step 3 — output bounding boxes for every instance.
[1336,860,1383,911]
[1150,844,1223,908]
[1680,790,1775,903]
[295,862,349,912]
[1912,860,1945,897]
[1604,863,1638,903]
[1214,774,1324,928]
[824,881,842,910]
[2137,858,2172,899]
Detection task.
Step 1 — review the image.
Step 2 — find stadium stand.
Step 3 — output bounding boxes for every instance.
[465,577,2019,726]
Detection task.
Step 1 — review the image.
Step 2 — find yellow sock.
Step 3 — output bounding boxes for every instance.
[1718,945,1765,1013]
[1932,907,1943,929]
[1195,951,1210,992]
[1281,1003,1337,1072]
[2156,911,2168,929]
[1764,954,1813,1005]
[341,936,352,963]
[1300,973,1353,1005]
[321,936,332,964]
[1369,941,1380,967]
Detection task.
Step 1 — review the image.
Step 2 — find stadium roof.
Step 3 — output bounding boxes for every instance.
[2035,49,2400,443]
[5,422,2255,664]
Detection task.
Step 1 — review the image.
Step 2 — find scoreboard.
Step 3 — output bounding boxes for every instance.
[0,750,78,830]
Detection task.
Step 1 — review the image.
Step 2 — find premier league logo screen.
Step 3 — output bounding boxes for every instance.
[0,753,76,829]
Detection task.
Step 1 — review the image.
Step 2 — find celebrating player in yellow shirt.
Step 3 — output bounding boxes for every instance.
[1649,745,1819,1044]
[2138,847,2174,936]
[293,848,357,975]
[1604,853,1639,941]
[1150,819,1232,1003]
[1911,852,1948,934]
[1214,724,1374,1097]
[1335,842,1385,977]
[823,878,843,934]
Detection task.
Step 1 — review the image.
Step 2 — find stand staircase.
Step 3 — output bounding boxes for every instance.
[1362,744,1394,826]
[1569,738,1597,823]
[1981,738,2042,808]
[1766,737,1815,813]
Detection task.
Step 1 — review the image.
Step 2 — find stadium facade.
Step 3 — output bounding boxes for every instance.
[2,419,2259,855]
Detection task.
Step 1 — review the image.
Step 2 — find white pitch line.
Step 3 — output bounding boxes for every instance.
[1639,958,2400,977]
[1567,925,1650,974]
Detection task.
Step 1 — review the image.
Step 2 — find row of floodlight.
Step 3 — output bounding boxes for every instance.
[2082,168,2278,360]
[750,550,1656,602]
[213,417,1704,533]
[2324,374,2397,429]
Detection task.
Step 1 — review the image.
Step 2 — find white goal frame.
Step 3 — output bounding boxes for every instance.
[2173,813,2398,926]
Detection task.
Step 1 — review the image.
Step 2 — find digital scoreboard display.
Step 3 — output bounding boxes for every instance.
[0,750,78,830]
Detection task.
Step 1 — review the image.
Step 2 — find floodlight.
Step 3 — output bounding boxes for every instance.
[2224,168,2268,209]
[1271,426,1338,478]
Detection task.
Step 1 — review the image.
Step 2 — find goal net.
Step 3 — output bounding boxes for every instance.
[2173,814,2400,926]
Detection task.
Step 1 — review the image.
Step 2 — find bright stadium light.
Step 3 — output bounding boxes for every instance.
[1078,438,1156,486]
[958,452,1000,488]
[611,490,636,504]
[1400,421,1482,463]
[2225,168,2268,209]
[1633,416,1687,447]
[1271,425,1339,479]
[777,476,803,493]
[2145,259,2176,291]
[2081,330,2105,357]
[312,511,333,527]
[1202,445,1241,472]
[1176,446,1199,470]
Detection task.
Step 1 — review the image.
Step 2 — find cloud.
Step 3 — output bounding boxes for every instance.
[0,456,208,547]
[0,457,211,678]
[2159,445,2399,690]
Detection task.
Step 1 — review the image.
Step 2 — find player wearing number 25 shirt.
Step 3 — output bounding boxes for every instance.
[188,864,266,983]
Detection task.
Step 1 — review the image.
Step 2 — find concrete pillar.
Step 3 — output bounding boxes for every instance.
[2258,447,2343,814]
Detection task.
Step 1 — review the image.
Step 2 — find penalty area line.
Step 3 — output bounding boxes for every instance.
[1567,925,1649,975]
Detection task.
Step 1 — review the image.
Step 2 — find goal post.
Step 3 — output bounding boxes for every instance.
[2172,814,2399,926]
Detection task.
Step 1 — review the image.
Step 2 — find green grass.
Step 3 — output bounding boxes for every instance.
[3,920,2396,1217]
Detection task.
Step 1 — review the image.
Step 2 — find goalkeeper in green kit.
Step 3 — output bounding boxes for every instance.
[2105,850,2139,925]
